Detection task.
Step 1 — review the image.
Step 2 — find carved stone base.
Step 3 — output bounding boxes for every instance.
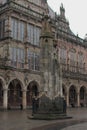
[32,113,70,120]
[30,94,72,120]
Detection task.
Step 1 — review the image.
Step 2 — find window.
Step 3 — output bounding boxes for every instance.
[36,27,41,46]
[28,50,40,71]
[30,25,34,44]
[11,18,25,41]
[78,52,85,73]
[78,53,84,67]
[69,49,76,72]
[19,21,25,41]
[27,24,41,46]
[10,47,17,67]
[35,53,40,70]
[11,18,41,44]
[28,51,34,70]
[10,47,24,68]
[69,49,76,65]
[11,18,18,40]
[60,47,67,64]
[17,48,24,68]
[0,19,5,39]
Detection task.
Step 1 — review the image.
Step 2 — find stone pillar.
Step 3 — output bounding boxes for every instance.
[3,89,8,110]
[25,44,28,69]
[77,92,80,107]
[22,90,27,110]
[66,91,69,107]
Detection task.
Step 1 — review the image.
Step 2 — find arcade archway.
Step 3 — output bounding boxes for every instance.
[69,85,77,107]
[80,86,86,106]
[27,81,39,107]
[8,79,22,109]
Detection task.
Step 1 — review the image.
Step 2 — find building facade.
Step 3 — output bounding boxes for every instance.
[0,0,87,109]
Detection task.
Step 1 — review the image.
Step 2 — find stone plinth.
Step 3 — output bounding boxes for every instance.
[31,94,71,120]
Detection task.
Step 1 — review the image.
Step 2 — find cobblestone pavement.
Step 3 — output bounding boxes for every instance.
[0,108,87,130]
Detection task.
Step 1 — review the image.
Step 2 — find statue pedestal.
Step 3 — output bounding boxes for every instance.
[31,94,72,120]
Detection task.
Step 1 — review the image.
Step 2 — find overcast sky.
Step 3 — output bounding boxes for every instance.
[48,0,87,39]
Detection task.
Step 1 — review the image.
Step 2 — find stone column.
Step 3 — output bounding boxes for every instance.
[22,90,27,110]
[66,91,69,107]
[77,92,80,107]
[3,89,8,110]
[25,44,28,69]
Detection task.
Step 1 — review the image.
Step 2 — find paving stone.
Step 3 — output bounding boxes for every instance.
[0,108,87,130]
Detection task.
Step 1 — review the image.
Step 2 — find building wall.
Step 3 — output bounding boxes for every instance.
[0,0,87,109]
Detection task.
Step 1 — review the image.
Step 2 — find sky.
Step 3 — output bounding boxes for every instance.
[47,0,87,39]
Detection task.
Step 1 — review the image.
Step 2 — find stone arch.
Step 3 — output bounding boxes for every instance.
[8,78,24,90]
[80,86,86,107]
[27,79,40,92]
[69,85,77,107]
[8,78,24,109]
[27,80,39,107]
[0,76,6,87]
